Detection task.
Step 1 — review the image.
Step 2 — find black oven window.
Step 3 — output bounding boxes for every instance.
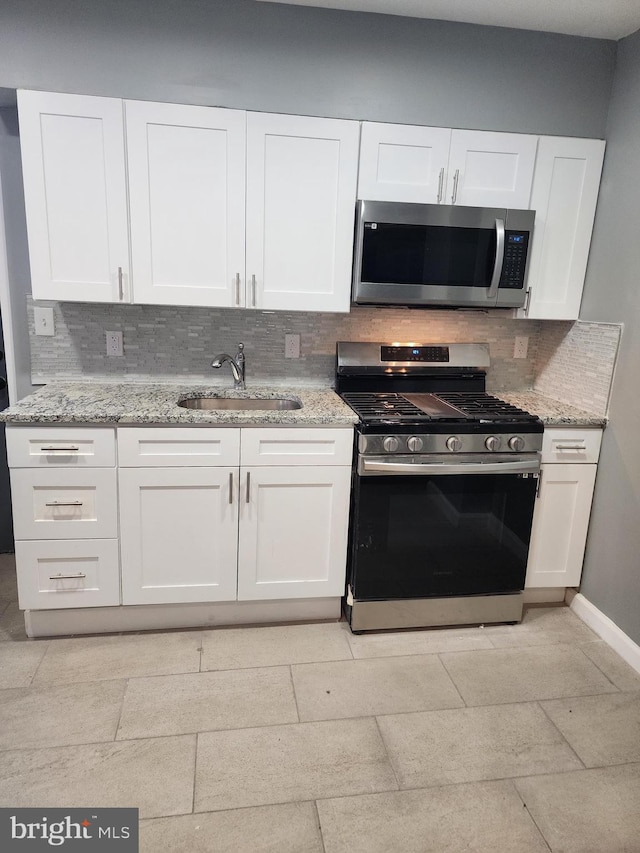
[361,222,496,287]
[350,472,537,600]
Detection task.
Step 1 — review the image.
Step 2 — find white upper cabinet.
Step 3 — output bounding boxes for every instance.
[125,100,246,308]
[18,90,131,303]
[358,123,537,209]
[447,130,537,208]
[522,136,605,320]
[246,112,360,312]
[358,123,451,204]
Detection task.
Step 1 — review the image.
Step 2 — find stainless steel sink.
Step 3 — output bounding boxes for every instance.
[177,396,302,411]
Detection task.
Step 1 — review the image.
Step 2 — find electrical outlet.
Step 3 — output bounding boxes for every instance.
[514,336,529,359]
[34,306,55,336]
[106,331,124,357]
[285,333,300,359]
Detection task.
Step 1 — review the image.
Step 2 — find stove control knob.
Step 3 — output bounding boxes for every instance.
[509,435,525,452]
[407,436,424,453]
[485,435,501,452]
[382,436,400,453]
[446,436,462,452]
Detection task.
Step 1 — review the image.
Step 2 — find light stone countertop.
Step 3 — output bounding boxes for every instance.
[0,382,606,428]
[496,390,607,427]
[0,382,359,426]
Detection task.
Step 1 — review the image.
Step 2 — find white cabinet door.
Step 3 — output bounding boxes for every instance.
[119,467,238,604]
[18,90,130,303]
[358,122,451,203]
[246,112,359,312]
[525,463,597,588]
[447,130,538,208]
[523,137,605,320]
[126,100,246,307]
[237,466,351,600]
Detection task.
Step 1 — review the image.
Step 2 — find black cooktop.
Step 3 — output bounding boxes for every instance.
[341,391,539,425]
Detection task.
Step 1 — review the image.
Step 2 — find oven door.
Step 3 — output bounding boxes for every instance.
[348,454,539,601]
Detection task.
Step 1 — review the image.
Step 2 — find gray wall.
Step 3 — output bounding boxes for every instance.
[579,28,640,645]
[0,0,615,136]
[0,108,35,401]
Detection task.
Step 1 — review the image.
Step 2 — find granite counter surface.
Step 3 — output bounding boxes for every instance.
[497,390,606,427]
[0,382,358,426]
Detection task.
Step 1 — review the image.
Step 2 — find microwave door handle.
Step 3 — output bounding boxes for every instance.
[487,218,505,301]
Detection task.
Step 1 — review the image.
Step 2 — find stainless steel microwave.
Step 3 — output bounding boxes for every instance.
[352,200,535,309]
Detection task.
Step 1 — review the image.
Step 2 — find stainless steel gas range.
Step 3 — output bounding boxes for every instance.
[336,342,543,633]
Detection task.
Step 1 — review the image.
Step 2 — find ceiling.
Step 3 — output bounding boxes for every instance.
[255,0,640,40]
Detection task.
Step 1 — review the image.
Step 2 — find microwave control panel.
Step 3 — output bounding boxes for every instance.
[499,231,530,289]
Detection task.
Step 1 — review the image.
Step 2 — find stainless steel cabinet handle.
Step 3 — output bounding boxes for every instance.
[45,500,84,507]
[246,471,251,503]
[118,266,124,301]
[437,167,445,204]
[235,273,241,306]
[40,446,80,452]
[251,275,257,307]
[523,288,532,314]
[229,471,234,504]
[554,444,586,450]
[536,469,543,498]
[451,169,460,204]
[49,572,87,580]
[487,218,505,300]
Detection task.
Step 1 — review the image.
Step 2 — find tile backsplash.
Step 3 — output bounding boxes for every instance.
[28,299,540,390]
[534,320,621,417]
[27,300,621,415]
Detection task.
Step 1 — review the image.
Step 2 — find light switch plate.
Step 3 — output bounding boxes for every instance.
[34,306,55,336]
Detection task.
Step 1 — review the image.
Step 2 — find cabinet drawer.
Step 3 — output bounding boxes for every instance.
[6,426,116,468]
[117,427,240,467]
[15,539,120,609]
[542,428,602,464]
[10,468,118,540]
[240,428,353,466]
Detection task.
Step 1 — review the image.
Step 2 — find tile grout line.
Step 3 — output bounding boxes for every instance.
[535,699,587,770]
[509,779,554,852]
[312,800,328,853]
[112,677,129,743]
[436,652,469,707]
[373,716,401,792]
[288,665,302,723]
[191,732,199,815]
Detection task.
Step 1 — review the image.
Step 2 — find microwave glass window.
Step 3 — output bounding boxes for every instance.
[361,222,496,288]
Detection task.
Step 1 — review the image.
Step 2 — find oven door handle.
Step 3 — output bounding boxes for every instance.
[487,218,505,301]
[359,458,540,476]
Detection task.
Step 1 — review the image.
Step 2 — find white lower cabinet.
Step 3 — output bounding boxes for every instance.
[117,426,353,606]
[9,424,353,614]
[7,425,120,610]
[237,466,351,600]
[15,539,120,610]
[525,428,602,588]
[119,466,239,605]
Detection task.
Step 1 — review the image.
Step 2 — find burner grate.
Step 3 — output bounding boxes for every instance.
[435,393,536,422]
[341,392,431,421]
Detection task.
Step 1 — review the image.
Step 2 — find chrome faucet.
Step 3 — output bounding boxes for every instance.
[211,342,246,390]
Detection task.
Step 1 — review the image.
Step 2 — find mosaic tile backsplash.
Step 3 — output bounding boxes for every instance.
[28,299,541,391]
[27,299,620,415]
[534,320,621,418]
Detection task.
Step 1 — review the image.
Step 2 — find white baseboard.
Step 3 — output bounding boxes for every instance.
[570,593,640,676]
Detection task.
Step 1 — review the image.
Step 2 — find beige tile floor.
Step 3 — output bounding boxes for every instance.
[1,551,640,852]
